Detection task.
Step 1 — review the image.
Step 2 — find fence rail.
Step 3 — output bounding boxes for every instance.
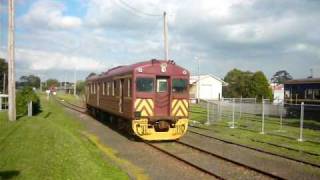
[190,98,320,143]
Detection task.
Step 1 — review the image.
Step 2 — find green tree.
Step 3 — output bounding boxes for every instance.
[223,69,253,97]
[223,69,272,100]
[16,86,41,117]
[76,80,85,95]
[19,75,41,88]
[46,79,59,89]
[250,71,273,100]
[271,70,293,84]
[0,58,8,93]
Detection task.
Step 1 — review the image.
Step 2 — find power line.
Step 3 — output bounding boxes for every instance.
[114,0,162,17]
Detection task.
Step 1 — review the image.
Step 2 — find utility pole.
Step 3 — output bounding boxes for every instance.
[163,11,169,61]
[8,0,16,121]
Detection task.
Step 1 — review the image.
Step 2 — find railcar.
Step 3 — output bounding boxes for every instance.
[284,78,320,120]
[86,59,190,140]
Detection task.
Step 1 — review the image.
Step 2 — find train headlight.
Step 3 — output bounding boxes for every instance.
[134,111,141,118]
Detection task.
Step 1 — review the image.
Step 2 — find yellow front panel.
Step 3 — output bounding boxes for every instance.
[171,99,188,117]
[134,98,154,116]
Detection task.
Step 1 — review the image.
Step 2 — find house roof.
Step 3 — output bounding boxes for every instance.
[190,74,227,85]
[284,78,320,84]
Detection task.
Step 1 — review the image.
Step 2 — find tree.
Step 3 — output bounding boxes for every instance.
[271,70,293,84]
[18,75,41,88]
[76,80,85,95]
[0,58,8,93]
[223,69,272,100]
[250,71,273,100]
[46,79,59,89]
[223,69,253,98]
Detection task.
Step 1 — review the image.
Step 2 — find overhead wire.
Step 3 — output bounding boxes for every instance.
[113,0,162,18]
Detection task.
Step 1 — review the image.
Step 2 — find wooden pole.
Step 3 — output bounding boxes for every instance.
[8,0,16,121]
[163,11,168,61]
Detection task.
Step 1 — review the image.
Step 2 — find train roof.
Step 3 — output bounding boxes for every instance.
[284,78,320,84]
[86,59,188,81]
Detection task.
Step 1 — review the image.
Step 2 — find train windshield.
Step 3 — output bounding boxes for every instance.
[172,79,188,93]
[136,78,154,92]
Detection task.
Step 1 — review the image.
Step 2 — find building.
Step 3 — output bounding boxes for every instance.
[189,74,226,100]
[270,83,284,104]
[284,78,320,104]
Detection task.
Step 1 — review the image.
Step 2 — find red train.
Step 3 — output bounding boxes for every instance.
[86,59,189,140]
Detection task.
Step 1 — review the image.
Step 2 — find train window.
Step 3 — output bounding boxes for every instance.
[128,79,131,97]
[94,83,96,94]
[136,78,154,92]
[172,79,188,93]
[107,82,110,96]
[112,81,116,96]
[157,79,168,92]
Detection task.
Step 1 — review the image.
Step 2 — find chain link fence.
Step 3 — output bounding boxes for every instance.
[190,98,320,143]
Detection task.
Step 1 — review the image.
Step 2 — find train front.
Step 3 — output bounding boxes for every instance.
[131,60,189,141]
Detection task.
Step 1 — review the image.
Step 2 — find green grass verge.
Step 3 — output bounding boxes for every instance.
[189,103,320,165]
[56,93,85,107]
[0,96,128,180]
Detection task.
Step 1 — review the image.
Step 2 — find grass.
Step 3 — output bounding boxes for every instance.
[189,103,320,165]
[56,92,85,107]
[0,95,128,180]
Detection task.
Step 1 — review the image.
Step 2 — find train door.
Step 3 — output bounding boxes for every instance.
[155,77,170,116]
[119,79,124,113]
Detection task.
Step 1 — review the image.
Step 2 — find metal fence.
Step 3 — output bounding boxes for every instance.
[191,99,320,143]
[0,94,8,111]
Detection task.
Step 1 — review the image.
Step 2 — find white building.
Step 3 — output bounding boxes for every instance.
[270,83,284,104]
[190,74,227,100]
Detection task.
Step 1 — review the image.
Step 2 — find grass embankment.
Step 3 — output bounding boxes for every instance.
[189,104,320,165]
[0,96,128,180]
[56,93,85,107]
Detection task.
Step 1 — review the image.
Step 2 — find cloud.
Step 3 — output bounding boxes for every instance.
[6,0,320,81]
[16,48,104,71]
[19,0,82,30]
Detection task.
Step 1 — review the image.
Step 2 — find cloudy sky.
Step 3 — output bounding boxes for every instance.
[0,0,319,82]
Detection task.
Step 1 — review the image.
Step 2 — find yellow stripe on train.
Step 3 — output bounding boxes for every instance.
[135,98,154,116]
[171,99,188,117]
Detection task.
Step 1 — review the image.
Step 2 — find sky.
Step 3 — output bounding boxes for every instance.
[0,0,319,82]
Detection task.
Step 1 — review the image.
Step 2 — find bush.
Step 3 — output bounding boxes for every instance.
[16,87,41,117]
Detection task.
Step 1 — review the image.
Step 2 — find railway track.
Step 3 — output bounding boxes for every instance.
[188,125,320,169]
[56,98,286,179]
[145,141,283,180]
[55,98,87,113]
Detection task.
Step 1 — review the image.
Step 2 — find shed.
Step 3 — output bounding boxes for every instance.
[190,74,226,100]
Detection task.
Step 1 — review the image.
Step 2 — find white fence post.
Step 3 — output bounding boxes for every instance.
[0,96,2,111]
[28,101,33,117]
[298,102,304,142]
[239,96,242,119]
[279,101,284,131]
[230,98,235,128]
[206,101,210,125]
[219,101,222,121]
[260,99,265,134]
